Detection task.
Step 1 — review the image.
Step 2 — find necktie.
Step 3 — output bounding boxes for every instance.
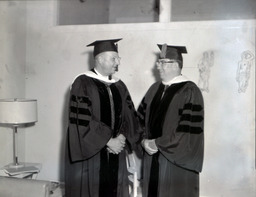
[106,84,115,130]
[161,85,169,99]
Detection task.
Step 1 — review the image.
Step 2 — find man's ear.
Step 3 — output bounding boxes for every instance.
[174,62,180,70]
[97,55,104,64]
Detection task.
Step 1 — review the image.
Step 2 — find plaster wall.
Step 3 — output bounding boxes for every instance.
[1,1,255,196]
[0,1,26,168]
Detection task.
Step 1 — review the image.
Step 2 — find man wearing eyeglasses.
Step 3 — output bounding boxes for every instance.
[65,39,142,197]
[138,44,204,197]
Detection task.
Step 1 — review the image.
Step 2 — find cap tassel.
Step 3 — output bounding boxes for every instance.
[160,43,167,58]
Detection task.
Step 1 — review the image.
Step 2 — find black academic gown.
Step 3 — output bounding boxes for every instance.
[65,73,141,197]
[138,80,204,197]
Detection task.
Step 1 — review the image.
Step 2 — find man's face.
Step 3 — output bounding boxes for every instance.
[156,59,177,81]
[99,51,121,76]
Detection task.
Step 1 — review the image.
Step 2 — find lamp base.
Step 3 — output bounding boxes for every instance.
[3,163,40,177]
[7,162,25,169]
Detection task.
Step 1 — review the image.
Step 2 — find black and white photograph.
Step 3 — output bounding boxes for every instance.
[0,0,255,197]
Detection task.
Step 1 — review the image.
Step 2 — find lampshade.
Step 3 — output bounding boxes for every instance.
[0,99,37,125]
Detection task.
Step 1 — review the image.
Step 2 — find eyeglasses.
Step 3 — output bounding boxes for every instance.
[156,60,177,65]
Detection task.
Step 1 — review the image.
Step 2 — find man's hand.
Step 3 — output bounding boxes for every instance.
[141,139,158,155]
[107,134,126,154]
[117,134,126,143]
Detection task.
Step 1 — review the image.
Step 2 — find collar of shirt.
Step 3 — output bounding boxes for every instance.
[81,70,119,84]
[94,68,109,80]
[162,75,189,86]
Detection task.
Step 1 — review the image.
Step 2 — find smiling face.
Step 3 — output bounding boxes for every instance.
[95,51,121,76]
[156,58,180,82]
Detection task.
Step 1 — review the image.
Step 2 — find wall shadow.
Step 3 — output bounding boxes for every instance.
[151,52,161,82]
[59,87,69,182]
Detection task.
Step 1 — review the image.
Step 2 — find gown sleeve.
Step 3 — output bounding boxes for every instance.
[68,76,112,162]
[137,83,160,139]
[117,81,143,156]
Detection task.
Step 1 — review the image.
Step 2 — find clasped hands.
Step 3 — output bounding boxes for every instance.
[106,134,126,154]
[141,139,158,155]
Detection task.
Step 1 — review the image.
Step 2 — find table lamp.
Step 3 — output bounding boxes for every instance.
[0,98,37,168]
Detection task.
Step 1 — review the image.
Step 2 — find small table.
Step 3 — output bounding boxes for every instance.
[0,162,42,179]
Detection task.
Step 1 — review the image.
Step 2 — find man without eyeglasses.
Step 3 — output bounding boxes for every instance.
[65,39,141,197]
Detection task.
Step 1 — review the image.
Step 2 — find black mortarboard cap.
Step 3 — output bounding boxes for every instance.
[157,44,187,61]
[87,38,122,57]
